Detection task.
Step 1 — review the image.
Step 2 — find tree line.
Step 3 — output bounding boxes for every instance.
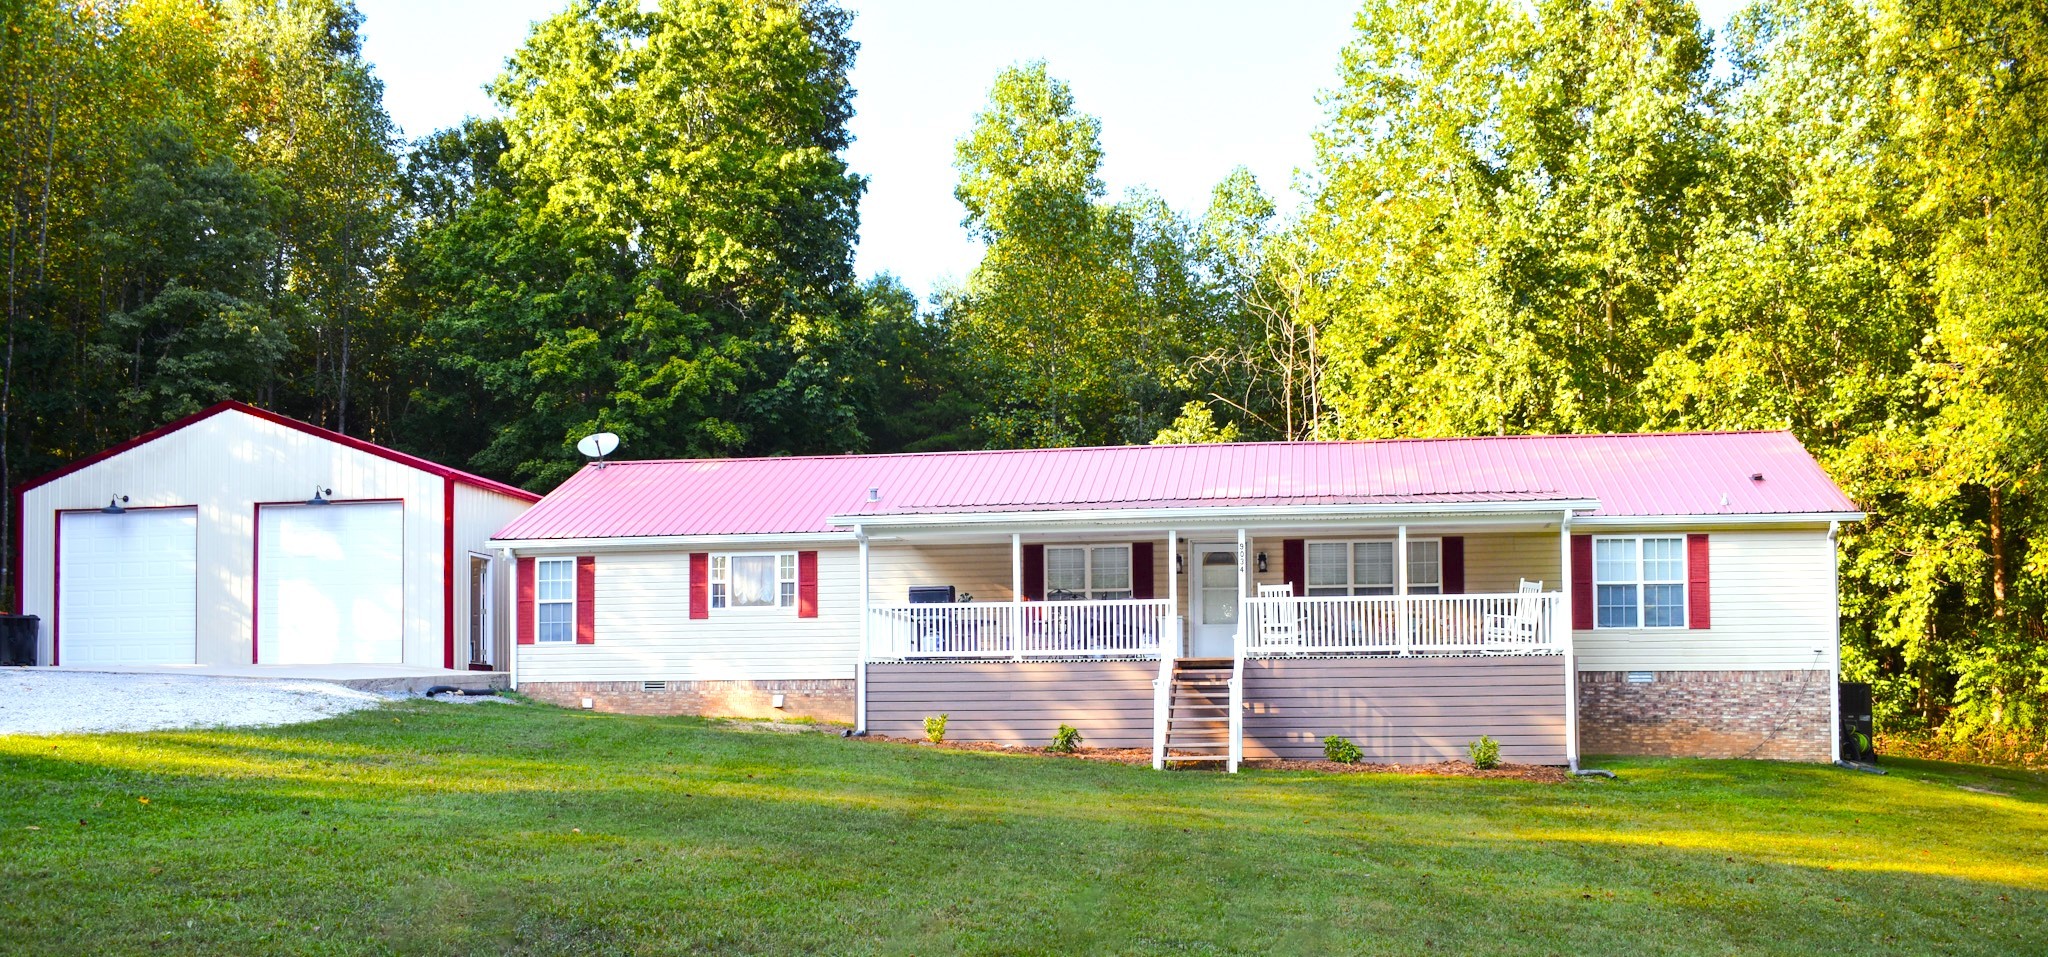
[2,0,2043,742]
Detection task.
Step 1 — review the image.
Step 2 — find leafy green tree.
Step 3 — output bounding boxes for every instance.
[950,62,1196,447]
[89,124,288,424]
[1308,0,1717,438]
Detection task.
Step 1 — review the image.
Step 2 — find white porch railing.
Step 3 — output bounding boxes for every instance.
[1240,592,1564,657]
[868,599,1174,660]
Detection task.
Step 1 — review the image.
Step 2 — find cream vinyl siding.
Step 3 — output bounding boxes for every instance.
[516,547,861,683]
[1573,527,1836,672]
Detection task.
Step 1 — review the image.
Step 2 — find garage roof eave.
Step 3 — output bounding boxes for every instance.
[14,401,539,503]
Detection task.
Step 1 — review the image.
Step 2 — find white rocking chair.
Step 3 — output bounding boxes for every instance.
[1483,579,1545,653]
[1256,583,1300,651]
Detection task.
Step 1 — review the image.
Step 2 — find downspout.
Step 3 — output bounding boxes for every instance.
[856,525,869,735]
[500,545,518,691]
[1828,520,1841,765]
[1561,509,1612,778]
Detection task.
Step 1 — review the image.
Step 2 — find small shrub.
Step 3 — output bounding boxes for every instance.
[1468,735,1501,769]
[1049,723,1083,753]
[923,713,948,743]
[1323,735,1362,764]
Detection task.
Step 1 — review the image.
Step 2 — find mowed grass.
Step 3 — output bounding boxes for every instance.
[2,702,2045,956]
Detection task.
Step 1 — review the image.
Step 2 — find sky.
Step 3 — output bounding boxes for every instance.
[355,0,1751,300]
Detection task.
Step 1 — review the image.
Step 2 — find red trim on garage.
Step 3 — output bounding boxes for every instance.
[10,484,21,615]
[443,477,457,668]
[14,402,538,502]
[52,504,197,668]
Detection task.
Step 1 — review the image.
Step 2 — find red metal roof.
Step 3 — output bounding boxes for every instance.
[492,431,1856,541]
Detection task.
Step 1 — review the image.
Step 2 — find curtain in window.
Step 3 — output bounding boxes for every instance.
[729,555,777,607]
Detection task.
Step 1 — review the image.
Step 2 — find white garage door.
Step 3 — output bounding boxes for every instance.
[58,508,198,665]
[258,502,404,665]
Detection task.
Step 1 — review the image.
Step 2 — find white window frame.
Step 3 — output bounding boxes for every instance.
[1304,538,1441,597]
[710,552,798,613]
[535,557,576,644]
[1043,543,1135,601]
[1592,535,1688,630]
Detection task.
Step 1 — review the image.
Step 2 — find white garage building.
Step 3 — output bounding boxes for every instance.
[11,401,538,673]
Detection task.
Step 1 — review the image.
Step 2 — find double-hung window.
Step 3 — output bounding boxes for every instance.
[1044,544,1133,600]
[536,558,576,643]
[1305,540,1441,596]
[711,553,798,611]
[1594,536,1687,628]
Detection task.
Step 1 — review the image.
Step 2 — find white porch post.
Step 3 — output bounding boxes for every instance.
[856,526,870,734]
[1166,530,1179,657]
[1154,529,1179,770]
[1559,511,1578,767]
[1011,533,1024,659]
[1396,524,1410,655]
[1229,527,1247,773]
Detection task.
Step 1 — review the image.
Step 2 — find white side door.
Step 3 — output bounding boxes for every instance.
[57,508,197,665]
[258,501,404,665]
[1186,543,1241,658]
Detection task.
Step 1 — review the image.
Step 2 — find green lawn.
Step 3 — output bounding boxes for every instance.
[3,701,2044,956]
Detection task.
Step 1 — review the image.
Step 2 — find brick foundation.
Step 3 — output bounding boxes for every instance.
[1577,669,1832,762]
[519,679,854,723]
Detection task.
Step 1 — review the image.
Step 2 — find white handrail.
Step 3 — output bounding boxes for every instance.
[868,598,1174,660]
[1241,593,1564,657]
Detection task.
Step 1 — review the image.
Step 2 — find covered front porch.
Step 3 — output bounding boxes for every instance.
[847,503,1585,771]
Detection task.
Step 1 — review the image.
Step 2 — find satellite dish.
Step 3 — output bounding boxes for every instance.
[577,432,620,466]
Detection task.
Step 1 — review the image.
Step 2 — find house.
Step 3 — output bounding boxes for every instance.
[488,431,1862,769]
[12,401,538,673]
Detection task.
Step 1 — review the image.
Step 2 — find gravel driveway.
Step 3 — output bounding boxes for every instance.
[0,670,388,736]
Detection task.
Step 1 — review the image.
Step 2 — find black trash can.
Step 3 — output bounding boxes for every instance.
[0,614,38,666]
[1839,681,1875,762]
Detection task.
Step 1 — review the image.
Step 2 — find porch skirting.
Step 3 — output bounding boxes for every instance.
[866,660,1156,748]
[1576,669,1832,762]
[1241,656,1569,765]
[519,679,854,723]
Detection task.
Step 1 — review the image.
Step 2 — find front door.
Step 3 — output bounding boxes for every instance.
[1187,543,1241,658]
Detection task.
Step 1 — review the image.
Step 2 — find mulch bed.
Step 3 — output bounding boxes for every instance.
[855,733,1567,781]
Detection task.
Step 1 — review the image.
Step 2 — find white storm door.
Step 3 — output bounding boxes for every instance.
[57,508,197,665]
[258,502,404,665]
[1187,543,1241,658]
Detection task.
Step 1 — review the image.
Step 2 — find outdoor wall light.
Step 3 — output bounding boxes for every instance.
[306,487,332,506]
[1176,553,1185,574]
[100,495,129,515]
[1256,551,1268,574]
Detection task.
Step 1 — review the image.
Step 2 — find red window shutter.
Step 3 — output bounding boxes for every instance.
[1131,542,1155,599]
[1022,544,1045,600]
[516,557,536,645]
[797,550,819,618]
[1282,539,1305,596]
[1571,535,1593,630]
[689,552,710,620]
[1442,536,1465,594]
[575,556,596,644]
[1687,533,1711,629]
